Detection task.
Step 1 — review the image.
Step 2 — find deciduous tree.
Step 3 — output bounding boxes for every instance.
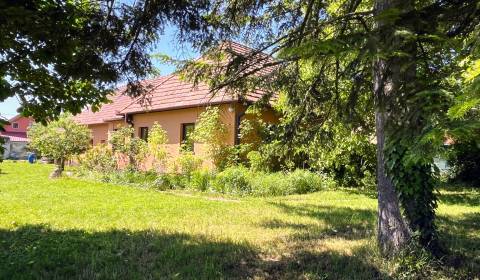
[172,0,480,255]
[28,115,90,177]
[0,0,210,121]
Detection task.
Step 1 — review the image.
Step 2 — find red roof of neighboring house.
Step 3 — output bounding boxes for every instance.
[3,115,34,133]
[74,41,275,125]
[0,131,29,142]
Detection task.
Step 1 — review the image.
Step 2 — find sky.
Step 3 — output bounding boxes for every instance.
[0,25,197,120]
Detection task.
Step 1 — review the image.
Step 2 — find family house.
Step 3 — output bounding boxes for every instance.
[74,42,277,162]
[1,115,34,159]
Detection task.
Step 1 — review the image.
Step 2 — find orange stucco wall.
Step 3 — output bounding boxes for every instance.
[132,104,236,159]
[86,102,278,169]
[88,123,109,145]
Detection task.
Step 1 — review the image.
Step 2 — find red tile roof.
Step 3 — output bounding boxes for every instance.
[117,75,237,114]
[74,42,275,125]
[73,88,135,125]
[0,131,29,142]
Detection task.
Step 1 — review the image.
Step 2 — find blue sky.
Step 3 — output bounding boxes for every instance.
[0,25,197,119]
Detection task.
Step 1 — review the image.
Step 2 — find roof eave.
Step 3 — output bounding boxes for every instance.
[117,100,237,116]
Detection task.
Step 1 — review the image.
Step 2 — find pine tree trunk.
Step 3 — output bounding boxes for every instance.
[373,0,412,255]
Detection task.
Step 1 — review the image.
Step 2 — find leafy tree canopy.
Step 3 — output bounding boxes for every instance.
[166,0,480,254]
[0,0,210,122]
[28,114,90,177]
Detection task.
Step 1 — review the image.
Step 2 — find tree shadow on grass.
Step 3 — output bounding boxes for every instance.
[437,212,480,276]
[0,225,256,279]
[257,247,391,280]
[262,202,376,241]
[263,201,480,278]
[338,187,378,200]
[257,203,390,279]
[0,224,391,280]
[437,190,480,207]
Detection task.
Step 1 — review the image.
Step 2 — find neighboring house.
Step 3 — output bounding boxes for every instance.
[74,42,277,165]
[1,115,34,159]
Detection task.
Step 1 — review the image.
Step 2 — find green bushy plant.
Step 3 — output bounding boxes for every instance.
[212,166,252,195]
[148,122,169,171]
[249,172,290,196]
[250,169,329,196]
[173,152,203,176]
[28,114,91,177]
[189,169,214,191]
[246,150,266,172]
[156,173,187,190]
[78,144,117,173]
[286,169,325,194]
[392,239,443,280]
[211,167,329,196]
[191,106,233,169]
[109,126,147,171]
[91,169,159,188]
[447,140,480,186]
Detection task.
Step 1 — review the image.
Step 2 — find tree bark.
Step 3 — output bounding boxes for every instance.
[50,158,65,178]
[373,0,412,255]
[375,109,410,255]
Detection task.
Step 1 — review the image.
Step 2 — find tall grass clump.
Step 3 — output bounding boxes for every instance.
[211,167,331,196]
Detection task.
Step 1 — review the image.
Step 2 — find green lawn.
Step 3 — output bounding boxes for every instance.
[0,161,478,279]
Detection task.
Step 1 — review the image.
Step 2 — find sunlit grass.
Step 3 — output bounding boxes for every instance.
[0,161,478,279]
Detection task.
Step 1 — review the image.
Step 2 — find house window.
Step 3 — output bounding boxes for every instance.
[139,127,149,141]
[12,123,18,129]
[181,123,195,152]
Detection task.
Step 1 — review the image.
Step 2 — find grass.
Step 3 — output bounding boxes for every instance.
[0,161,479,279]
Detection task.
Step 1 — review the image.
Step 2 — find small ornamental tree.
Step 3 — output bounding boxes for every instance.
[147,122,169,171]
[191,106,230,169]
[28,115,90,178]
[109,126,147,171]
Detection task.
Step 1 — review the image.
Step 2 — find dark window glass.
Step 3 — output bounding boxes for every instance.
[140,127,149,141]
[181,123,195,152]
[12,123,19,129]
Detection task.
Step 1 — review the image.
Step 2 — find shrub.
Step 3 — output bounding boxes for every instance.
[249,172,290,196]
[286,169,325,194]
[173,152,203,176]
[246,150,265,172]
[249,169,329,196]
[109,126,147,171]
[447,140,480,186]
[211,167,329,196]
[156,173,187,190]
[191,106,232,169]
[189,169,214,191]
[78,144,117,173]
[212,166,252,195]
[148,122,169,171]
